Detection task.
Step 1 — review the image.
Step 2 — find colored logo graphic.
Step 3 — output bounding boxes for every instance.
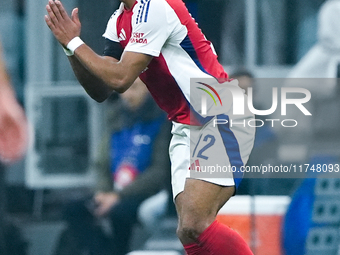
[196,82,223,106]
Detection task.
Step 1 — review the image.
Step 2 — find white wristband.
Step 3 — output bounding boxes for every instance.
[62,47,73,56]
[66,37,84,55]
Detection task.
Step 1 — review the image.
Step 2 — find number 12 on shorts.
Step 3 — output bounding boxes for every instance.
[191,134,216,171]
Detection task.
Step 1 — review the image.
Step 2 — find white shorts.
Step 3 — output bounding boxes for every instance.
[169,114,255,199]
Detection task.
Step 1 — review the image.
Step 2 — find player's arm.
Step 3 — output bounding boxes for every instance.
[0,41,28,163]
[73,44,152,94]
[67,39,123,101]
[45,1,113,101]
[45,0,152,101]
[0,42,11,92]
[67,53,116,102]
[65,43,151,101]
[65,54,114,102]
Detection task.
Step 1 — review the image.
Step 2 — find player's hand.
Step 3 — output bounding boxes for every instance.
[0,86,28,163]
[44,0,81,48]
[94,192,120,217]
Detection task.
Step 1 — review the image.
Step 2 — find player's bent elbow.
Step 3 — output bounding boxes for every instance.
[85,87,112,103]
[109,77,132,94]
[113,85,128,94]
[90,93,110,103]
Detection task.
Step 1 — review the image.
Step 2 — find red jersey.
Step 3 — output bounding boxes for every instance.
[103,0,228,124]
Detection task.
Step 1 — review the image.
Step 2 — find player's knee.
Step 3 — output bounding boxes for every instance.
[177,224,201,243]
[176,216,210,243]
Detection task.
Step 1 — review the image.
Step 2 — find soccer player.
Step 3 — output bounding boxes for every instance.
[45,0,255,254]
[0,41,28,164]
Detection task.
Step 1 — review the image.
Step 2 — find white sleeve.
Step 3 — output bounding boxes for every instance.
[125,0,171,57]
[102,4,124,43]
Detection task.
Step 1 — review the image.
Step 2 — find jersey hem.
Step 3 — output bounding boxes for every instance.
[124,48,160,57]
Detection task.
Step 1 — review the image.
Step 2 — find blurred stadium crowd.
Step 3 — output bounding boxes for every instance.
[0,0,339,254]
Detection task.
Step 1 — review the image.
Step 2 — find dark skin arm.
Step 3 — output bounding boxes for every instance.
[45,0,152,101]
[68,56,114,102]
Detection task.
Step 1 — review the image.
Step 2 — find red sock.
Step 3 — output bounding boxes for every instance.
[184,220,253,255]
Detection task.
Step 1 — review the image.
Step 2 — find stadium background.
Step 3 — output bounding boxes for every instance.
[1,0,339,254]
